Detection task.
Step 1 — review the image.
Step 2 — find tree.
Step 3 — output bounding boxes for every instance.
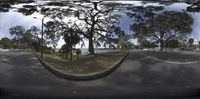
[187,1,200,12]
[199,41,200,49]
[188,38,194,50]
[9,26,25,48]
[26,26,41,51]
[44,21,61,50]
[0,37,12,49]
[0,0,34,12]
[75,49,82,59]
[165,39,181,48]
[199,41,200,45]
[10,25,42,50]
[112,27,133,50]
[59,44,70,59]
[40,2,126,55]
[18,5,37,16]
[188,38,194,46]
[131,11,193,51]
[63,32,80,60]
[140,40,157,49]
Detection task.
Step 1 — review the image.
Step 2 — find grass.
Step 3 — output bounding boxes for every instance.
[38,51,127,74]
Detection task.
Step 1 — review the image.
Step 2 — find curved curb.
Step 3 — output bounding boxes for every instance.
[32,52,129,81]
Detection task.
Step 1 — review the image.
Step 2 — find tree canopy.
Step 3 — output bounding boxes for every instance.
[0,37,12,49]
[36,1,131,54]
[131,11,193,51]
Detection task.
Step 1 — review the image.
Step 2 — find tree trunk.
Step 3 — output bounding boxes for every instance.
[160,40,165,51]
[70,46,73,61]
[88,36,95,55]
[64,53,69,59]
[16,42,19,49]
[160,44,164,51]
[77,54,79,59]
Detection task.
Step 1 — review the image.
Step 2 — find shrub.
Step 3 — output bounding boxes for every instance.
[75,49,82,59]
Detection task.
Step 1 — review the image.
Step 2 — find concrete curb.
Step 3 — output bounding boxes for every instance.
[33,52,129,81]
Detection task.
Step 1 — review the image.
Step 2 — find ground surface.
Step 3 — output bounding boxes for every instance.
[1,50,200,98]
[43,51,126,74]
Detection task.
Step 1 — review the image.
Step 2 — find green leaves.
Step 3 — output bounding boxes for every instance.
[131,11,193,50]
[0,37,12,49]
[9,26,25,38]
[63,31,81,47]
[188,38,194,45]
[17,5,38,16]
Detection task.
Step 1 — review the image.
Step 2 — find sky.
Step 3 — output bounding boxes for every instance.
[0,1,200,48]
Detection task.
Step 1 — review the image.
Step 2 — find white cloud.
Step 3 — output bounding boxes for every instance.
[0,11,41,38]
[1,1,200,47]
[190,13,200,40]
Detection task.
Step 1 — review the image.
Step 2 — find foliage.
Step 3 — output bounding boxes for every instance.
[18,5,37,16]
[165,39,181,48]
[39,2,129,55]
[9,26,26,48]
[59,44,70,59]
[199,41,200,46]
[187,1,200,12]
[121,41,134,50]
[9,25,41,50]
[9,26,25,39]
[26,26,41,51]
[0,0,34,12]
[188,38,194,50]
[131,11,193,51]
[0,37,12,49]
[63,29,81,60]
[63,31,81,47]
[140,40,157,48]
[75,49,82,59]
[44,21,61,48]
[188,38,194,45]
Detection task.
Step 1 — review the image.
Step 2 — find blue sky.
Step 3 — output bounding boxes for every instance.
[0,1,200,48]
[118,2,200,41]
[0,11,42,37]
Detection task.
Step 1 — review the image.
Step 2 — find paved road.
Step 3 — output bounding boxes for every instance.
[1,51,200,98]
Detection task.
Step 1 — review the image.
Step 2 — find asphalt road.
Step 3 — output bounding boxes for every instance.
[1,51,200,98]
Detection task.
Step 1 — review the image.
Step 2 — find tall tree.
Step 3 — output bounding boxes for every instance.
[26,26,41,51]
[44,21,61,50]
[40,1,126,55]
[131,11,193,51]
[9,26,25,48]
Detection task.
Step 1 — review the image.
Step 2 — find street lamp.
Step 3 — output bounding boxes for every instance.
[33,17,44,59]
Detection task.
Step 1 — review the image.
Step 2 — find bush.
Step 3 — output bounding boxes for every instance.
[75,49,82,59]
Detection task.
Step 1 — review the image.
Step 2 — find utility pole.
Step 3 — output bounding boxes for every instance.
[33,17,44,59]
[41,18,44,59]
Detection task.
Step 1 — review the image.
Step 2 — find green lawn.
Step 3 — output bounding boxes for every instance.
[40,51,127,74]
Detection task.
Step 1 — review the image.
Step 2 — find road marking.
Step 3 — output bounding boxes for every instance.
[139,53,200,65]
